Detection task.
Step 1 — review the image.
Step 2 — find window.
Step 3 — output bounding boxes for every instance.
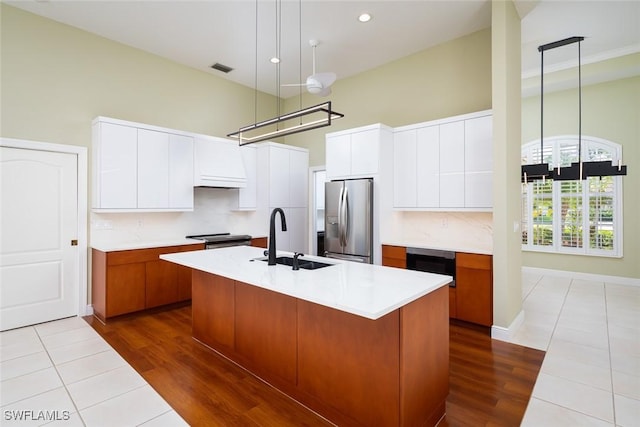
[521,136,623,257]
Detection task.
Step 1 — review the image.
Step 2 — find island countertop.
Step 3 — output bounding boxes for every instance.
[161,245,451,320]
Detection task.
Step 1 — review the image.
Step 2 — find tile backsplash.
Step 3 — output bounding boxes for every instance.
[383,211,493,254]
[90,188,265,247]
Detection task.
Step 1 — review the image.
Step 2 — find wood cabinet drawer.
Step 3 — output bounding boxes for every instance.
[250,237,267,248]
[456,252,492,270]
[382,245,406,260]
[107,244,203,265]
[382,245,406,268]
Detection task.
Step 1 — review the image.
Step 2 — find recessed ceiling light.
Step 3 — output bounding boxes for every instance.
[358,13,372,23]
[270,57,280,64]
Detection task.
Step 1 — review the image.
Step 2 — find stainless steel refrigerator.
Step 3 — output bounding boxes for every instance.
[324,178,373,263]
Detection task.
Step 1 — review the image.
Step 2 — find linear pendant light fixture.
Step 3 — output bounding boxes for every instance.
[521,36,627,182]
[228,101,344,145]
[228,0,343,146]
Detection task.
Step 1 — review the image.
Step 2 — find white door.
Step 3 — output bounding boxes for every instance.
[0,147,78,331]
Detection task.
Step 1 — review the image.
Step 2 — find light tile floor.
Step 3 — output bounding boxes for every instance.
[1,272,638,426]
[514,272,640,427]
[0,316,187,426]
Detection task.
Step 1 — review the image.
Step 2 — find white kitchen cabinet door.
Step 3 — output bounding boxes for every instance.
[464,115,493,173]
[439,121,465,174]
[96,122,137,209]
[283,207,307,253]
[193,136,246,187]
[137,129,169,209]
[238,145,257,210]
[416,125,440,208]
[289,149,309,208]
[439,173,465,208]
[268,146,291,208]
[465,171,492,208]
[393,130,417,208]
[168,133,194,209]
[325,133,351,179]
[351,129,380,176]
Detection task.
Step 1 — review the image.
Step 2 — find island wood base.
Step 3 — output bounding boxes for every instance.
[192,270,449,427]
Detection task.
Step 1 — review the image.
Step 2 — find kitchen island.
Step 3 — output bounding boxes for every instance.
[161,246,451,427]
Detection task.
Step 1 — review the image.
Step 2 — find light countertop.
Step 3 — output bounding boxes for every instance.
[91,238,204,252]
[161,246,451,320]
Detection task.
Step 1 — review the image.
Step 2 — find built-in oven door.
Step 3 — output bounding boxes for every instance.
[406,247,456,286]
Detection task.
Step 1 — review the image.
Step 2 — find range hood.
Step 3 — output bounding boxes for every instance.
[193,135,247,188]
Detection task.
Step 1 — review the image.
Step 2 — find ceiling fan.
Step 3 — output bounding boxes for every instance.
[282,39,336,97]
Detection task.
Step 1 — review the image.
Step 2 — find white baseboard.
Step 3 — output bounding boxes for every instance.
[82,305,94,317]
[491,309,524,342]
[523,266,640,287]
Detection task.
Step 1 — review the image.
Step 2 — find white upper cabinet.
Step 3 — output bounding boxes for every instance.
[416,125,440,208]
[93,121,138,209]
[325,124,390,180]
[439,121,465,174]
[92,117,194,212]
[137,129,169,209]
[234,145,257,210]
[464,115,493,208]
[168,133,195,209]
[267,145,291,208]
[393,129,417,208]
[464,115,493,172]
[193,136,247,188]
[325,133,351,179]
[289,148,309,208]
[392,110,492,211]
[256,142,309,253]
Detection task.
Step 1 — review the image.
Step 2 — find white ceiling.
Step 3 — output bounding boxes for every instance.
[6,0,640,98]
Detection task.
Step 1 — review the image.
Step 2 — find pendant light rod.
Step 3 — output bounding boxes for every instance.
[229,0,344,146]
[538,36,584,52]
[540,45,544,164]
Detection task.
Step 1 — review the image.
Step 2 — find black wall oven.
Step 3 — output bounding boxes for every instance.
[406,247,456,287]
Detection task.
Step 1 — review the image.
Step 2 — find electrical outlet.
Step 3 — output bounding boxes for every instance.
[93,220,113,230]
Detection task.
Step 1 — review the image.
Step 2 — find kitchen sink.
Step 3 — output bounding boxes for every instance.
[260,256,334,270]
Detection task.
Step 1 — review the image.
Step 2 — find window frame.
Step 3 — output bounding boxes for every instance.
[521,135,623,258]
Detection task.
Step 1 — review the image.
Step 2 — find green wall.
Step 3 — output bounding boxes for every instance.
[3,3,637,282]
[521,75,640,279]
[0,4,278,149]
[284,28,492,167]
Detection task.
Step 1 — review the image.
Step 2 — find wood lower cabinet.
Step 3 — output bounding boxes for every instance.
[145,259,179,308]
[381,244,406,268]
[250,236,267,248]
[455,252,493,327]
[192,271,235,351]
[105,263,146,317]
[92,243,204,321]
[381,245,492,326]
[235,282,297,384]
[191,271,448,427]
[449,287,457,319]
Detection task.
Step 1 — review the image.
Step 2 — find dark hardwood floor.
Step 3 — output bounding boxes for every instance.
[85,306,544,427]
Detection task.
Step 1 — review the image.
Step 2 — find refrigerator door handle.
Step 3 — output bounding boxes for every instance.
[341,186,349,248]
[337,185,345,247]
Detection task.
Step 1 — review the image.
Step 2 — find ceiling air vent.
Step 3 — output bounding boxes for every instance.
[211,62,233,73]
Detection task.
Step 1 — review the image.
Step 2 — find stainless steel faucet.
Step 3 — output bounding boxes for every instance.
[268,208,287,265]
